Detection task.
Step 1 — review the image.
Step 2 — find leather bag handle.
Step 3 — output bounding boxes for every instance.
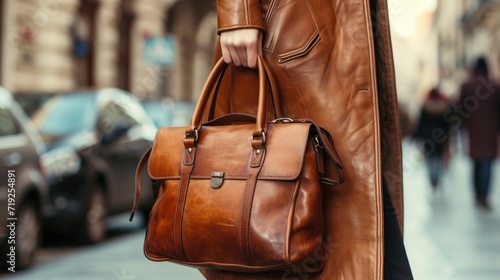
[203,113,257,126]
[206,60,283,121]
[184,56,271,150]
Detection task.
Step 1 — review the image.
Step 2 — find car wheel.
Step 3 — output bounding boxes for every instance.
[78,186,107,244]
[16,201,41,269]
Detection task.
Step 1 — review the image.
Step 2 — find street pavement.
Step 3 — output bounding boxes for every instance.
[1,139,499,280]
[402,139,500,280]
[1,216,206,280]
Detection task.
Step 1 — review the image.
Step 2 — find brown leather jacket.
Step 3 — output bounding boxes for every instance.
[203,0,403,279]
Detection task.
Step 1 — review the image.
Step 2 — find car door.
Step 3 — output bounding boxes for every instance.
[0,103,28,239]
[96,91,154,214]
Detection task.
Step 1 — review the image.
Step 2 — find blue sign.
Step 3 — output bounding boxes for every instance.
[143,36,176,66]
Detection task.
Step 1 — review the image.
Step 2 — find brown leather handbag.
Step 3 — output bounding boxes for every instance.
[130,57,345,273]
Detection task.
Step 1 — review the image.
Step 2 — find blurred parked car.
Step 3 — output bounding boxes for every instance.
[14,92,56,117]
[31,88,157,244]
[0,87,48,269]
[141,99,195,128]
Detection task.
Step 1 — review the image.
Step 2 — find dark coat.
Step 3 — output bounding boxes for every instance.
[459,76,500,160]
[413,99,451,156]
[203,0,403,279]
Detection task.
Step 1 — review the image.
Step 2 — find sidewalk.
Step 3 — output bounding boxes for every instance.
[403,139,500,280]
[1,227,206,280]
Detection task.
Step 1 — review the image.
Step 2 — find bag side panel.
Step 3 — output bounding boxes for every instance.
[144,180,181,260]
[288,138,324,265]
[249,133,324,269]
[148,126,188,179]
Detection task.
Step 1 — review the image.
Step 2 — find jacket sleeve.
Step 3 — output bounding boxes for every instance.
[216,0,265,34]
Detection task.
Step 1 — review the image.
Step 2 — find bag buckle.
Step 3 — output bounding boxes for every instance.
[185,129,199,142]
[210,171,225,189]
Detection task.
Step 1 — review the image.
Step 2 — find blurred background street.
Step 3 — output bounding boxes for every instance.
[1,0,500,279]
[403,139,500,280]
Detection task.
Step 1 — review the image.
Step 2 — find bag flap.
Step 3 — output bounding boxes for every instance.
[148,123,312,181]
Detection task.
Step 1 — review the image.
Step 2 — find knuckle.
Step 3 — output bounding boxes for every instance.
[233,40,246,48]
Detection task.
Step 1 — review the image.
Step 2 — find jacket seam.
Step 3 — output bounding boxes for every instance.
[244,0,250,25]
[363,0,384,279]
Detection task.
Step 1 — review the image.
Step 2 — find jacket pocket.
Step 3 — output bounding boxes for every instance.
[263,0,320,63]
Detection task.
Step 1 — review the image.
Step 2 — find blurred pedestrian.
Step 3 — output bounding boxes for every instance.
[458,56,500,211]
[413,87,451,189]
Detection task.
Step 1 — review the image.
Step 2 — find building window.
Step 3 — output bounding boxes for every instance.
[71,0,98,88]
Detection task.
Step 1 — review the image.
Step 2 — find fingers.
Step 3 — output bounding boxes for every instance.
[245,38,258,69]
[247,31,264,69]
[220,29,261,68]
[221,43,242,66]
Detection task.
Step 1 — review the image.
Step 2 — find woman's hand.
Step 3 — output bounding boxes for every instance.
[220,28,262,68]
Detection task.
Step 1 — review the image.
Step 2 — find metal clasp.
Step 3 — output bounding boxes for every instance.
[185,129,199,142]
[272,117,294,123]
[251,131,266,146]
[314,136,323,149]
[210,171,224,189]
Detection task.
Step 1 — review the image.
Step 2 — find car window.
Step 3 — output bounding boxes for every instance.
[100,100,138,133]
[99,92,153,133]
[116,94,152,125]
[0,108,21,137]
[32,93,97,136]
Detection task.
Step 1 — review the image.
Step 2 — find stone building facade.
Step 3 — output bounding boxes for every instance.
[389,0,500,120]
[434,0,500,96]
[2,0,498,107]
[0,0,217,102]
[464,0,500,78]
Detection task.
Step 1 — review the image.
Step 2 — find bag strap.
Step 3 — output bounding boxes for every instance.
[184,56,271,151]
[314,124,346,186]
[207,62,283,121]
[129,147,151,222]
